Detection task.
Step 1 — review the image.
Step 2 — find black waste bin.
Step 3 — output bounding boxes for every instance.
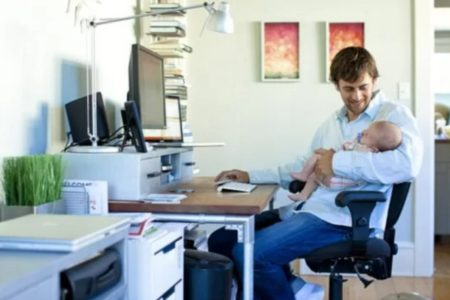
[184,249,234,300]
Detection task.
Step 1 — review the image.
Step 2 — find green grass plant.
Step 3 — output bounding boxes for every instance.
[2,154,65,206]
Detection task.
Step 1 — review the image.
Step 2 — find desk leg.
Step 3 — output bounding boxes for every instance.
[241,215,255,300]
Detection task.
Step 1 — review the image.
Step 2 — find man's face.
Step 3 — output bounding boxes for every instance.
[336,73,375,121]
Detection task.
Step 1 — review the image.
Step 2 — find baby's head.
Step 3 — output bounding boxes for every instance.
[359,121,402,152]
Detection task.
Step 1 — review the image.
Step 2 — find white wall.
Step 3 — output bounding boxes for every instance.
[0,0,136,159]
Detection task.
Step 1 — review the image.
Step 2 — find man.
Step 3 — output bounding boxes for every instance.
[210,47,423,300]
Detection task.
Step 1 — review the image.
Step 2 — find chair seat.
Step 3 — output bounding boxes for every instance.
[306,238,391,261]
[305,238,391,277]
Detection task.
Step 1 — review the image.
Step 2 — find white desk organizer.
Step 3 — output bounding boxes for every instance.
[63,148,194,200]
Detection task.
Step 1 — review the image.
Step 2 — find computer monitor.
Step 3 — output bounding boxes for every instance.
[65,92,110,145]
[128,44,166,130]
[122,101,147,153]
[144,96,183,144]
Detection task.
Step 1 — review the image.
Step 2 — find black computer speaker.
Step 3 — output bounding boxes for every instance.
[65,92,110,145]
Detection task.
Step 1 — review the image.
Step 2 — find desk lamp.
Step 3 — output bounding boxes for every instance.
[68,1,233,153]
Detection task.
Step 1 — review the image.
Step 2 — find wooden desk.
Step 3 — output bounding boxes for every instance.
[109,177,276,215]
[109,176,277,300]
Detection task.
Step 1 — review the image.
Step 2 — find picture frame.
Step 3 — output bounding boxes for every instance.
[261,22,300,82]
[325,22,365,82]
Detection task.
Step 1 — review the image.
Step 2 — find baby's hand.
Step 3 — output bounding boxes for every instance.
[317,174,333,187]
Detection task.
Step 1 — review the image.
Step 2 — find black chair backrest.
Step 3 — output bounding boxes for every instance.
[385,182,411,230]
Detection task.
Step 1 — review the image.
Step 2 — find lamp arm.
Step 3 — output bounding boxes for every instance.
[90,2,213,27]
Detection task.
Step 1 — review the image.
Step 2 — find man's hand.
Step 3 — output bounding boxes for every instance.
[215,169,250,183]
[314,149,335,184]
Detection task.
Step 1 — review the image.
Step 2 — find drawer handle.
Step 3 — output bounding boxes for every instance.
[160,286,175,300]
[155,237,182,255]
[159,280,181,300]
[184,161,196,166]
[147,171,162,178]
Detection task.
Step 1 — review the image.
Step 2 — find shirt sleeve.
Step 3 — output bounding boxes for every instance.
[332,105,423,184]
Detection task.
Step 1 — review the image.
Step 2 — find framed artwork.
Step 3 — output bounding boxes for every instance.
[261,22,300,82]
[326,22,365,81]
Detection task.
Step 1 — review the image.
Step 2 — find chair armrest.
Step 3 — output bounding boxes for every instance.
[335,190,386,256]
[336,191,386,207]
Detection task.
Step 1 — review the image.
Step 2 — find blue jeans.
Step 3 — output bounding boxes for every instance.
[208,210,351,300]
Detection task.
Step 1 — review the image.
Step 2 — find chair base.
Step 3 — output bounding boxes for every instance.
[329,273,346,300]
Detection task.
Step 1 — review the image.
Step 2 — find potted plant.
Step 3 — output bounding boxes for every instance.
[0,154,65,221]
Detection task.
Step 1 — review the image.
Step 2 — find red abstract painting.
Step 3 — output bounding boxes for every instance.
[327,22,364,80]
[262,22,300,81]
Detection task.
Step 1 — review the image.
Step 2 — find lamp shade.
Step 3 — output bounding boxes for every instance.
[207,1,234,34]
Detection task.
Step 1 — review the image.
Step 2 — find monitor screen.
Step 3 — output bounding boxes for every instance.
[144,96,183,143]
[128,44,166,130]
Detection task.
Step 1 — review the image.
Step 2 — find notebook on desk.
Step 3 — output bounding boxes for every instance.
[0,214,130,252]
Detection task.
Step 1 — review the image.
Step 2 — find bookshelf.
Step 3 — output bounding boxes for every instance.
[139,0,191,139]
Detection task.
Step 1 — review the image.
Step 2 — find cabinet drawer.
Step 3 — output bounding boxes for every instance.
[150,235,184,299]
[179,151,195,181]
[127,229,183,300]
[140,158,162,195]
[157,280,183,300]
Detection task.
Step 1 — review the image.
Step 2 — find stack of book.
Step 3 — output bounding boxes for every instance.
[148,19,186,37]
[165,84,187,99]
[148,3,186,16]
[148,39,192,58]
[165,74,188,100]
[164,62,185,77]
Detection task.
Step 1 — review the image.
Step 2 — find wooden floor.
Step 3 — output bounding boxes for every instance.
[298,239,450,300]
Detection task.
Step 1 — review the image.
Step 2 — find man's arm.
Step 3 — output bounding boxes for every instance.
[248,156,307,187]
[332,106,423,184]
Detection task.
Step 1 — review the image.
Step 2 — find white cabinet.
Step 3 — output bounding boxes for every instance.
[0,217,129,300]
[127,227,184,300]
[435,141,450,235]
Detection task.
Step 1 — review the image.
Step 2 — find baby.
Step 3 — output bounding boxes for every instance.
[289,120,402,201]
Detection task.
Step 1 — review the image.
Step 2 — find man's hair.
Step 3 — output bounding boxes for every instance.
[329,47,379,85]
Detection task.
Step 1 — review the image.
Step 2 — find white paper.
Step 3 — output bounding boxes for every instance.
[62,180,108,215]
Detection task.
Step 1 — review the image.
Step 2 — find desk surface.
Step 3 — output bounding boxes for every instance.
[109,177,277,215]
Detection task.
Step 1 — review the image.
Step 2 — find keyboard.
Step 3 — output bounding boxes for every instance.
[217,181,257,193]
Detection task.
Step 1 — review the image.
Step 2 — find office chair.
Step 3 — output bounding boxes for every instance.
[290,181,411,300]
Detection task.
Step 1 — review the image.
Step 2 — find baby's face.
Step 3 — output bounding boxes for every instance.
[359,125,382,149]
